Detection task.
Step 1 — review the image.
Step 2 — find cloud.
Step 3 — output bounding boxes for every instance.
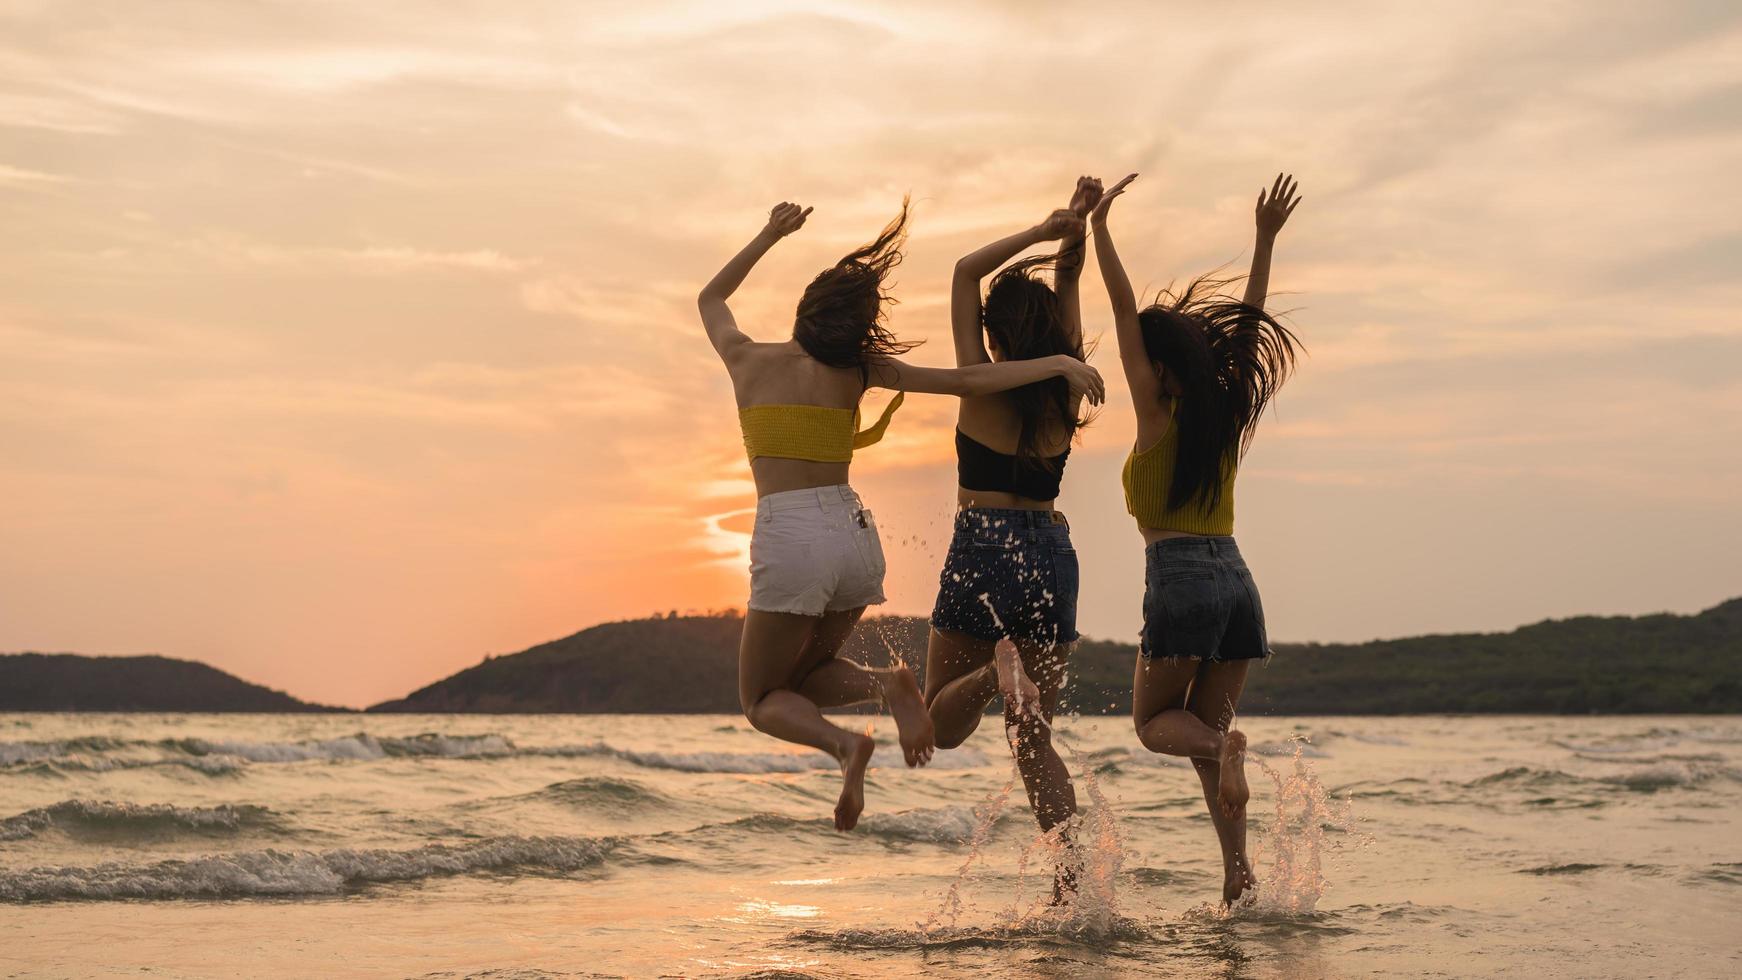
[0,162,69,184]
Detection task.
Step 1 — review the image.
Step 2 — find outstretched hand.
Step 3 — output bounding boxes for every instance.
[1037,208,1085,241]
[1255,173,1301,238]
[1091,173,1138,226]
[1055,355,1106,405]
[1069,176,1104,218]
[764,201,813,238]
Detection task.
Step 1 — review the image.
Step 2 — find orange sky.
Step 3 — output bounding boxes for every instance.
[3,2,1740,707]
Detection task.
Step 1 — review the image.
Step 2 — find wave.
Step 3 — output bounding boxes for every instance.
[1691,862,1742,886]
[1342,732,1410,747]
[551,742,992,775]
[0,736,131,765]
[0,835,617,902]
[1594,762,1742,791]
[1127,866,1213,887]
[1549,726,1742,754]
[7,755,246,776]
[1249,739,1330,759]
[0,733,513,776]
[852,806,980,844]
[2,734,991,777]
[1518,862,1664,877]
[685,806,981,846]
[1519,862,1605,875]
[1468,766,1580,788]
[0,800,279,842]
[520,776,671,810]
[162,733,516,763]
[787,916,1154,951]
[1469,762,1739,794]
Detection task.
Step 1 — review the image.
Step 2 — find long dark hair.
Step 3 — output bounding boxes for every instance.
[793,199,919,379]
[981,251,1094,471]
[1139,274,1299,512]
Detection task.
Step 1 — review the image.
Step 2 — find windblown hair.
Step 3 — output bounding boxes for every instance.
[982,250,1095,472]
[1139,274,1300,512]
[793,199,919,379]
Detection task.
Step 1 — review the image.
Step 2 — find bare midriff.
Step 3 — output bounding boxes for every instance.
[750,457,852,497]
[1139,527,1212,546]
[956,487,1055,511]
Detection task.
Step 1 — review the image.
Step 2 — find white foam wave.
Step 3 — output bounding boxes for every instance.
[0,835,614,902]
[858,806,979,844]
[1,733,517,775]
[3,733,994,777]
[1251,739,1330,759]
[171,734,516,763]
[0,800,274,842]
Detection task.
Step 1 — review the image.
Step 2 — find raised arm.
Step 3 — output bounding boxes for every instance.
[696,202,811,362]
[1242,173,1300,310]
[950,209,1084,366]
[1090,174,1162,409]
[868,353,1105,405]
[1057,176,1103,347]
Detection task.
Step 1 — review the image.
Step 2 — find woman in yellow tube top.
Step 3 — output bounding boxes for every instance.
[700,198,1105,832]
[1093,172,1303,904]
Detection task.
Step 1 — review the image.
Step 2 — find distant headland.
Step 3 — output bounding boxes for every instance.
[8,599,1735,715]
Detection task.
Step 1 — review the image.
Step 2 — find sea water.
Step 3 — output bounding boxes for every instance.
[3,713,1740,978]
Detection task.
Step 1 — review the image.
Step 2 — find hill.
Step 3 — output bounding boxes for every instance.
[0,653,342,712]
[368,599,1742,715]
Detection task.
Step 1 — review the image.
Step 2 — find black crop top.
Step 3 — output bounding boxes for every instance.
[955,429,1070,501]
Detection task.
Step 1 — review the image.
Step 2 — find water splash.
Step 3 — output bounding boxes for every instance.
[937,591,1132,934]
[1003,735,1129,934]
[921,767,1018,934]
[1246,736,1363,915]
[871,621,909,672]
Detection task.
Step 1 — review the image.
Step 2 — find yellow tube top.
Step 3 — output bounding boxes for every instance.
[1121,403,1236,535]
[739,391,904,463]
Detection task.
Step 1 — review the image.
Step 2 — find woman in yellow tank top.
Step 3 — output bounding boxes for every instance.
[699,199,1104,832]
[1093,172,1303,905]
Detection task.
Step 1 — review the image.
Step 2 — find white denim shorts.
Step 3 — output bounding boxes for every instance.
[748,484,888,616]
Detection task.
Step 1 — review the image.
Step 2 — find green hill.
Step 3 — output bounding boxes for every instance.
[0,653,341,712]
[368,599,1742,715]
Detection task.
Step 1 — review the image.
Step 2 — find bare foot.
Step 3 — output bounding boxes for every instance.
[1216,730,1249,817]
[882,665,936,767]
[834,732,875,832]
[1223,854,1255,906]
[1050,861,1080,907]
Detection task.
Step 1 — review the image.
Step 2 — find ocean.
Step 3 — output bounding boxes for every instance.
[2,712,1739,978]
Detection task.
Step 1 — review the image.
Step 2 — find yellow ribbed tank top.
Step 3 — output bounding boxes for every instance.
[1121,404,1236,535]
[739,392,904,463]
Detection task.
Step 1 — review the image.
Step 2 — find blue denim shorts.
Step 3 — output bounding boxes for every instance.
[1140,536,1270,662]
[930,508,1080,645]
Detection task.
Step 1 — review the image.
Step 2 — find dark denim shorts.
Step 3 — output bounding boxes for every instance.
[1140,536,1270,662]
[930,508,1080,646]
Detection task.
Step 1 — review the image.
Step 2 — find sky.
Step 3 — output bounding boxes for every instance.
[2,0,1739,708]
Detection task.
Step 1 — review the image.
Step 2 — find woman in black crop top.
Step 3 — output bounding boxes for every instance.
[923,178,1100,900]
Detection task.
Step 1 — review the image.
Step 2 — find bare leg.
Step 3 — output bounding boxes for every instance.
[1008,640,1077,831]
[1134,656,1256,904]
[738,609,875,831]
[1008,640,1080,903]
[795,608,935,767]
[1186,661,1253,904]
[923,627,998,749]
[1132,656,1226,760]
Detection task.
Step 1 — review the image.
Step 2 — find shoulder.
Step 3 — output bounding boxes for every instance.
[722,339,784,383]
